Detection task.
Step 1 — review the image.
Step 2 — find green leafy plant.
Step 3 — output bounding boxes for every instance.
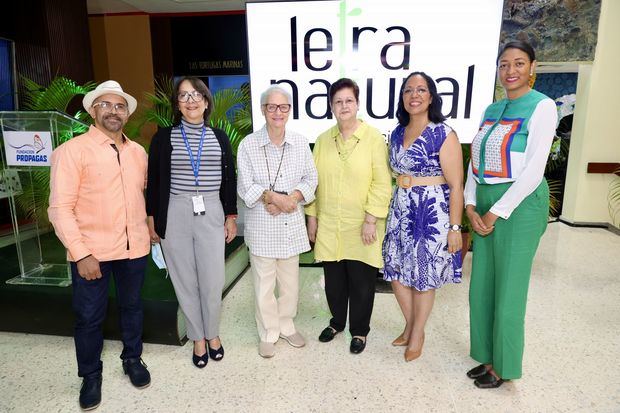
[210,86,252,159]
[608,166,620,227]
[545,138,569,216]
[145,76,175,128]
[123,75,174,144]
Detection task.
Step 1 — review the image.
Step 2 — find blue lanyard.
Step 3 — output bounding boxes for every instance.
[180,123,207,188]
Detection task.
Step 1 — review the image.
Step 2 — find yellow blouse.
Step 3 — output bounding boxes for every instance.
[305,121,392,268]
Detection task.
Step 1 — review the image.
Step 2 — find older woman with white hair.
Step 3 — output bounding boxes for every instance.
[237,85,318,358]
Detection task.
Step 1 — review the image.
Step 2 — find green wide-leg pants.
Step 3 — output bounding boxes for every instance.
[469,180,549,379]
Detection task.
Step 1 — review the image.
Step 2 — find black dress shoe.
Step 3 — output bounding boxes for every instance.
[350,337,366,354]
[318,326,340,343]
[122,358,151,388]
[466,364,488,379]
[192,352,208,368]
[79,375,102,411]
[208,343,224,361]
[474,372,505,389]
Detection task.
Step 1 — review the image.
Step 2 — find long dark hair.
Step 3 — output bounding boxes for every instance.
[497,40,536,63]
[172,76,214,125]
[395,71,445,127]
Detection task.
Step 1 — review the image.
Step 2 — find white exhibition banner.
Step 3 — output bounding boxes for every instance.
[246,0,504,143]
[2,131,53,166]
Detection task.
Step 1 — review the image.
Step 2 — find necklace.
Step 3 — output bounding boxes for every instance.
[263,144,285,191]
[334,135,360,161]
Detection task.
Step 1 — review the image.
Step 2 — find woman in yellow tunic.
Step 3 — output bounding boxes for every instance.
[305,78,392,354]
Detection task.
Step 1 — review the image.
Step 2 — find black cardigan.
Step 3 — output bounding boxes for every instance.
[146,125,238,239]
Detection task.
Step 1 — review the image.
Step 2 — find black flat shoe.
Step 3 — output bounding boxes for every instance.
[318,326,340,343]
[474,372,505,389]
[79,375,102,411]
[192,352,208,368]
[208,343,224,361]
[350,337,366,354]
[466,364,488,379]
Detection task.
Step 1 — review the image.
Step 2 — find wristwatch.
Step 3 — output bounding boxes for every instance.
[448,224,462,232]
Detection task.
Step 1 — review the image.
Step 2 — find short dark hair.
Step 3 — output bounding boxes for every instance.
[172,76,214,125]
[396,71,446,127]
[497,40,536,63]
[329,78,360,104]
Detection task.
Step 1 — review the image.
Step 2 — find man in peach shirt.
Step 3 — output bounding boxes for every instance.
[48,81,151,411]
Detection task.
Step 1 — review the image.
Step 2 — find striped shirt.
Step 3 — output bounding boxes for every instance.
[170,119,222,195]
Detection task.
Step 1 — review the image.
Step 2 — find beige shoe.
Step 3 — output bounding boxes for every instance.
[259,341,275,358]
[279,332,306,348]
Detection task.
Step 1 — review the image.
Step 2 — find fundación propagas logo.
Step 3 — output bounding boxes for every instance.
[9,134,48,162]
[10,134,46,153]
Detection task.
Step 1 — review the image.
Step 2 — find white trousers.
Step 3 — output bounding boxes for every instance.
[250,253,300,343]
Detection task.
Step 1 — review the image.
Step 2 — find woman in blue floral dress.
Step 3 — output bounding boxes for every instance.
[382,72,464,361]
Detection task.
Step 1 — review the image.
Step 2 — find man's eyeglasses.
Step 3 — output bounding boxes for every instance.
[402,87,429,96]
[92,101,129,115]
[178,91,204,103]
[263,103,291,113]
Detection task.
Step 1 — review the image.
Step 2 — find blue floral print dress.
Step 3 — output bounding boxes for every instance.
[382,122,462,291]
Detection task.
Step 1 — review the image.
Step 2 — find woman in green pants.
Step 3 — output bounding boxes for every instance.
[464,40,558,388]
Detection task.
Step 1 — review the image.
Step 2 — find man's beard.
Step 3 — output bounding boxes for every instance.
[101,114,123,132]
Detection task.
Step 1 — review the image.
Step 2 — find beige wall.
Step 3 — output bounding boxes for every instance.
[88,14,156,144]
[561,0,620,227]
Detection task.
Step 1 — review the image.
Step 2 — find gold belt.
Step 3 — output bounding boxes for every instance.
[396,174,447,189]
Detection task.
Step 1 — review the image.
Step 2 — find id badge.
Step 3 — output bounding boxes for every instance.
[192,195,206,215]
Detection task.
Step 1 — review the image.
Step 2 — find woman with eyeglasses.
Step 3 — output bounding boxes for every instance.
[305,78,392,354]
[146,77,237,368]
[465,41,557,389]
[237,85,317,358]
[382,72,464,362]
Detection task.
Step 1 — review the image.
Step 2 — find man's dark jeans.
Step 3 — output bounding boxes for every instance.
[70,255,147,378]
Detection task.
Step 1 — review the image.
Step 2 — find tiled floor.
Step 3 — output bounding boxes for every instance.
[1,223,619,412]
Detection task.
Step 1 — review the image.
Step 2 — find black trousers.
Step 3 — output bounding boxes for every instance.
[323,259,377,337]
[70,256,147,378]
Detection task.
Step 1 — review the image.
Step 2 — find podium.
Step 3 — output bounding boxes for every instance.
[0,111,89,287]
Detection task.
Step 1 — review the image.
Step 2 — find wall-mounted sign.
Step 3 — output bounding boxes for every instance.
[171,14,249,76]
[247,0,503,142]
[3,131,52,166]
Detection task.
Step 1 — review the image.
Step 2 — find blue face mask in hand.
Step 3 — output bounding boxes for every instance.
[151,243,167,273]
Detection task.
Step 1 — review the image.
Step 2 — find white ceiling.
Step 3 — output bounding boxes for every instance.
[86,0,277,14]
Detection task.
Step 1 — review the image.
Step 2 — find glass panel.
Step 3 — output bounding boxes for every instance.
[0,110,88,287]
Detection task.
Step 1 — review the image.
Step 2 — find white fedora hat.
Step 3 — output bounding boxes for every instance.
[82,80,138,115]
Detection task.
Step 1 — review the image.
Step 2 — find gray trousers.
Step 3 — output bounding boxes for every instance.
[161,192,225,341]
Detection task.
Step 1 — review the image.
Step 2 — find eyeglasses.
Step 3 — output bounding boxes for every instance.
[332,98,357,108]
[263,103,291,113]
[92,101,129,115]
[178,91,204,103]
[402,87,429,96]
